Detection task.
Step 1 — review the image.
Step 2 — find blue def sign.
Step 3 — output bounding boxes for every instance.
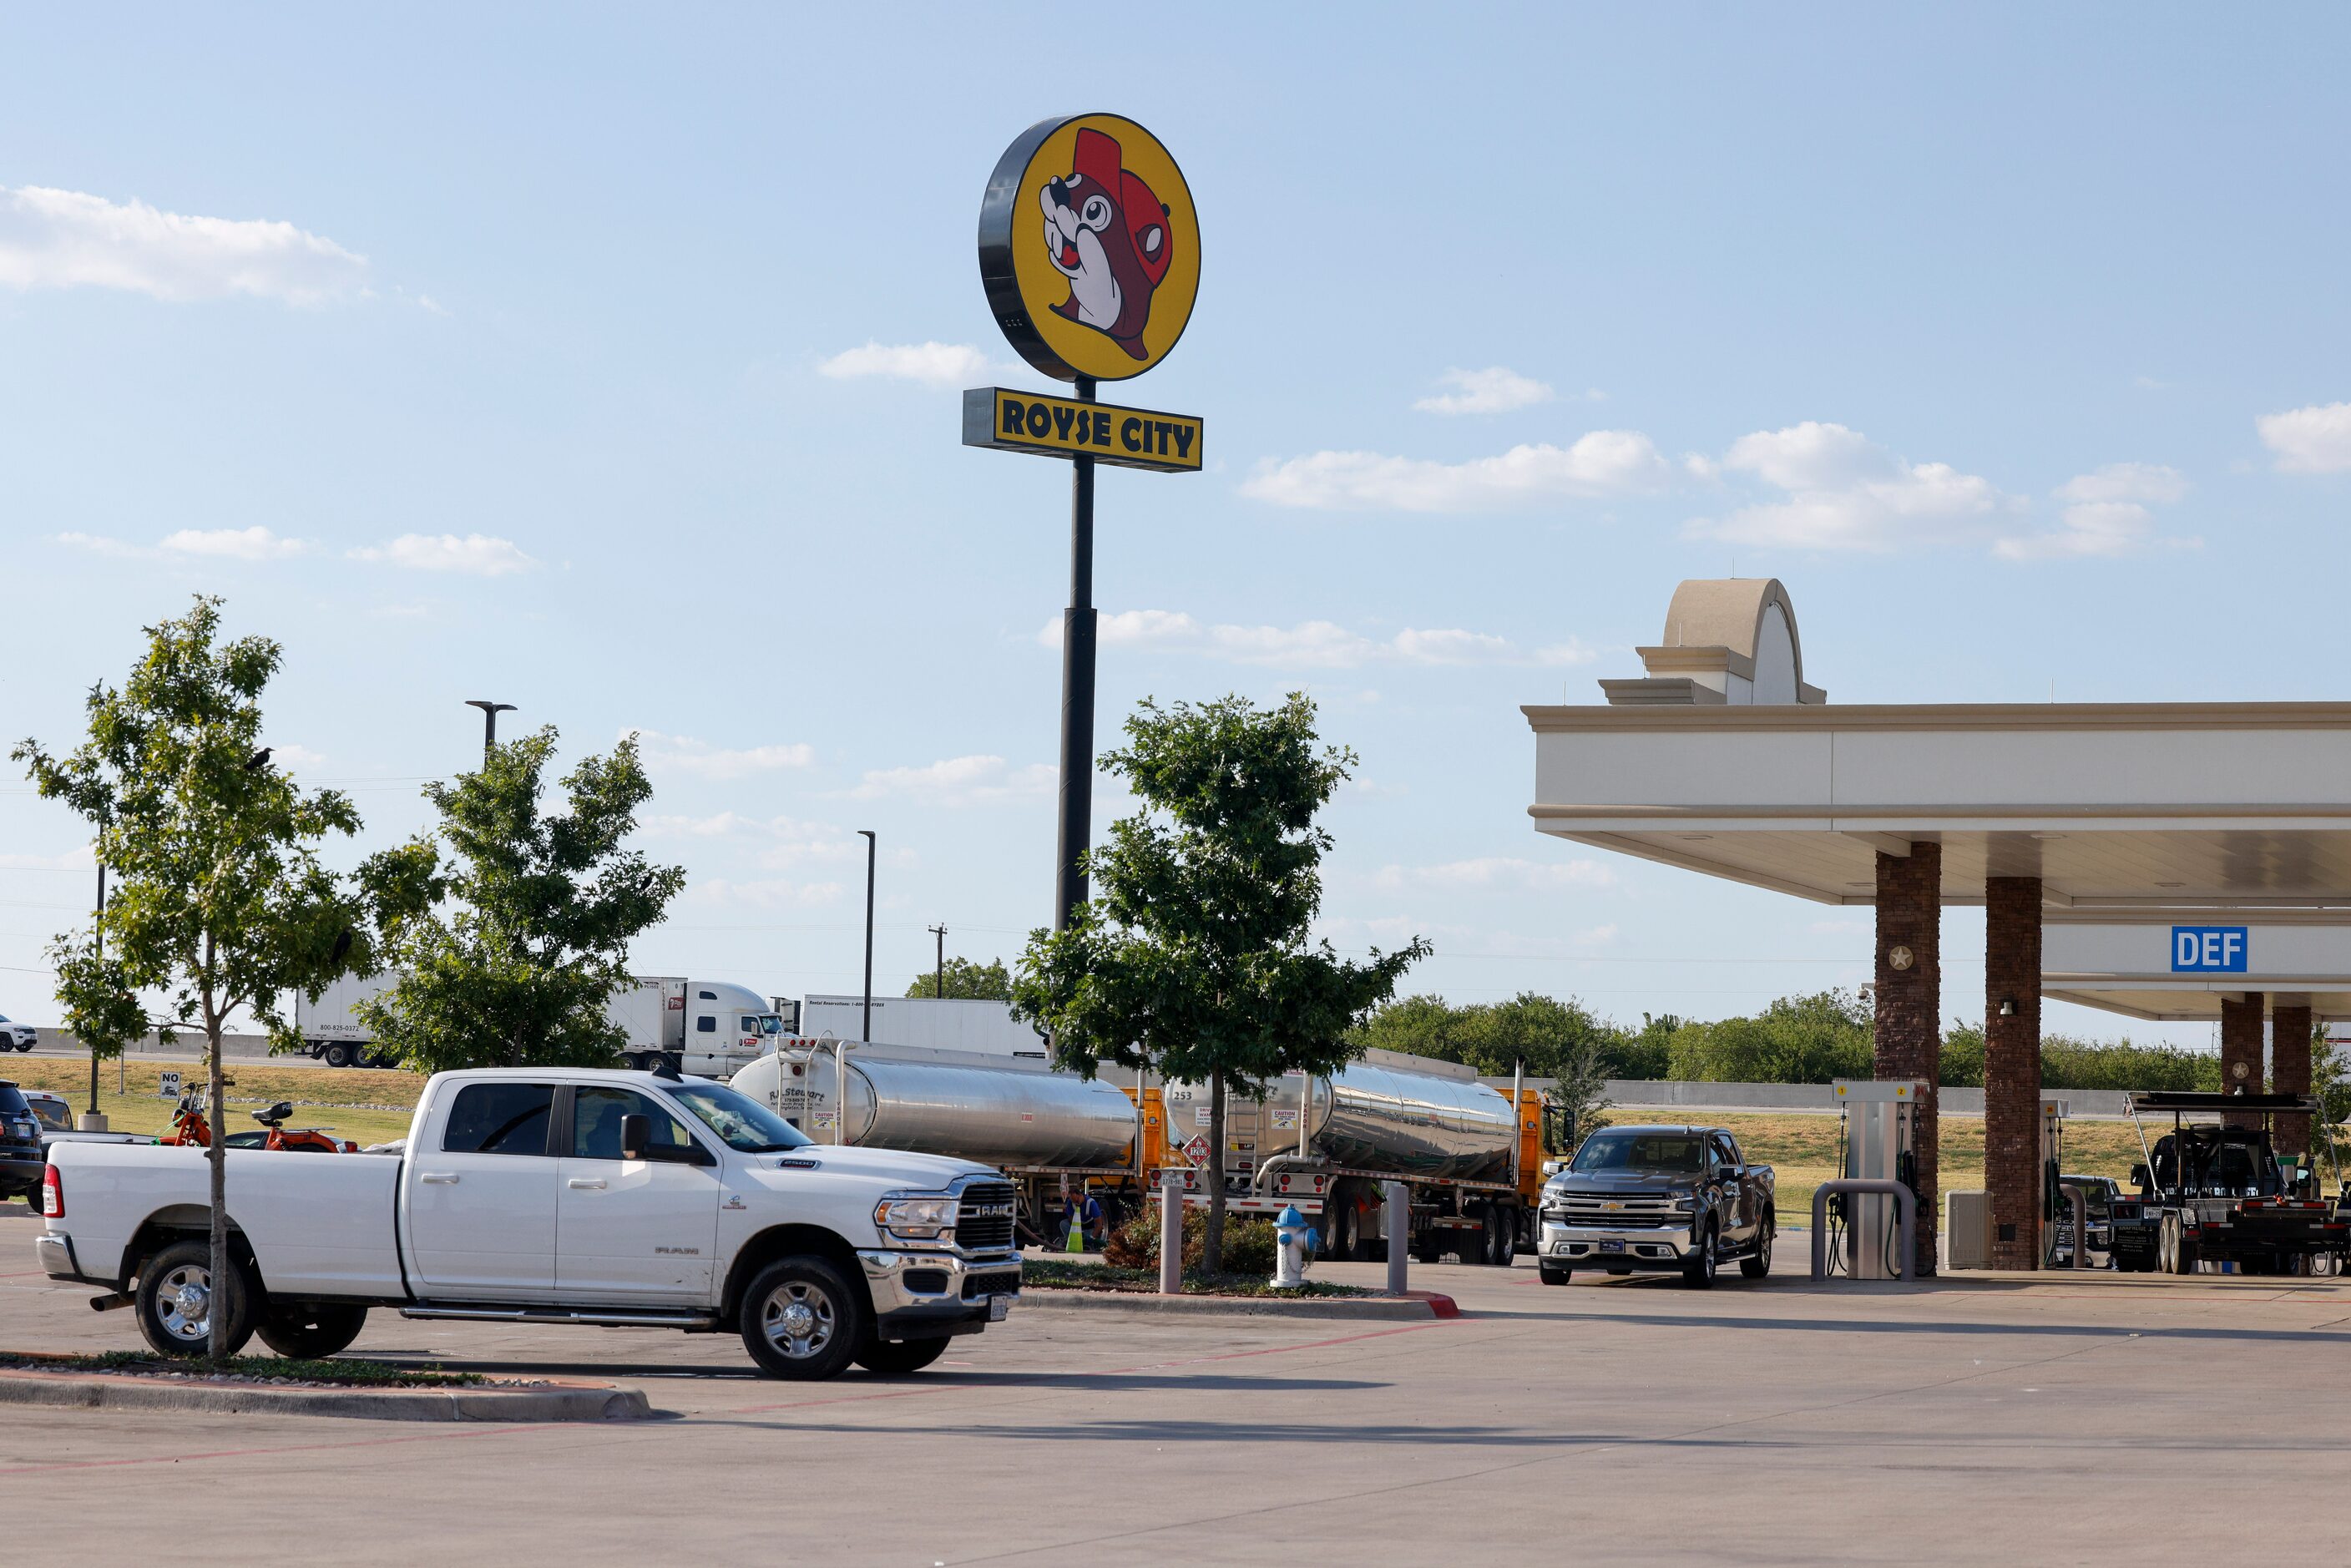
[2172,926,2248,974]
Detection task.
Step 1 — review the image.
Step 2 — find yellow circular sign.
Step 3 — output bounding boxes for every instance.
[978,114,1200,383]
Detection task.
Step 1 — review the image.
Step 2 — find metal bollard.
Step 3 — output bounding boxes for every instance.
[1384,1181,1408,1295]
[1159,1171,1183,1295]
[2060,1182,2092,1272]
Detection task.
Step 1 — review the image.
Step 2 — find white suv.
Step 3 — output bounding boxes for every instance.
[0,1016,35,1053]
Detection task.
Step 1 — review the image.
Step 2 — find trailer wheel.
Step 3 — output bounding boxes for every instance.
[1493,1206,1517,1266]
[321,1042,354,1069]
[1322,1184,1357,1262]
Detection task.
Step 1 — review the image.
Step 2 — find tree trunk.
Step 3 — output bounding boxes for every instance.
[1204,1070,1226,1275]
[205,1019,229,1361]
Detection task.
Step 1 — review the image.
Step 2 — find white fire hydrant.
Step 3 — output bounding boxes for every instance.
[1274,1203,1316,1287]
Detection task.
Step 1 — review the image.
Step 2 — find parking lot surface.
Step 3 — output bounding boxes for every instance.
[6,1203,2349,1565]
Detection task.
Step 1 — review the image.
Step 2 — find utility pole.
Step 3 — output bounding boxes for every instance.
[464,699,517,758]
[858,831,877,1044]
[928,924,948,998]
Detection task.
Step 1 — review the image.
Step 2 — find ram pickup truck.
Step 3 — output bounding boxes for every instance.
[35,1066,1021,1379]
[1535,1124,1776,1289]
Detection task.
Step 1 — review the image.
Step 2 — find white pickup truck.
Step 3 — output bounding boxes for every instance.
[35,1066,1022,1380]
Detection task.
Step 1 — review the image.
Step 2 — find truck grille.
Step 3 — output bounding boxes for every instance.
[955,1181,1018,1253]
[1548,1193,1690,1227]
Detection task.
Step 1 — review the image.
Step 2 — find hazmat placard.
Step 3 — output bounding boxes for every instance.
[963,387,1202,473]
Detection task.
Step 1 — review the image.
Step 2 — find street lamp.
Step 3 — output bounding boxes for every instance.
[928,923,948,999]
[858,831,877,1044]
[464,700,517,757]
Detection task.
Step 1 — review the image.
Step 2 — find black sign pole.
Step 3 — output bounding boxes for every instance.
[1054,374,1099,932]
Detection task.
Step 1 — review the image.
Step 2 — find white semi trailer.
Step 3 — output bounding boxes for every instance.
[296,973,786,1076]
[797,994,1045,1059]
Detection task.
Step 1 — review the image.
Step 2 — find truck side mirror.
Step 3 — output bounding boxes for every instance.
[2130,1163,2150,1190]
[619,1113,650,1161]
[1540,1159,1564,1178]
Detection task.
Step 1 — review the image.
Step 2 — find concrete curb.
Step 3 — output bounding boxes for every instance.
[0,1368,651,1423]
[1016,1289,1459,1320]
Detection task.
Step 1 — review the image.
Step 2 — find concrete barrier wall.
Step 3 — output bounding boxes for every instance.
[1478,1076,2137,1119]
[25,1029,279,1060]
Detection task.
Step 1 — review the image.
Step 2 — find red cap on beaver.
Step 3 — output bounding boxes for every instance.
[1071,127,1170,288]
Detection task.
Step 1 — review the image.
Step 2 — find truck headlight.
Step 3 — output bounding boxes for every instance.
[874,1193,958,1240]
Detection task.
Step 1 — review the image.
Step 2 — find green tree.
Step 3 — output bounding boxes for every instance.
[13,598,411,1356]
[1668,989,1874,1083]
[1011,694,1428,1272]
[356,728,684,1074]
[905,955,1012,1000]
[2310,1024,2349,1184]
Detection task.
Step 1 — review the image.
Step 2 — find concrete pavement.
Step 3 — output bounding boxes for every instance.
[5,1201,2349,1563]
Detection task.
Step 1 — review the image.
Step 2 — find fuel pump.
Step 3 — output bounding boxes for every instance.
[2041,1095,2073,1264]
[1830,1080,1925,1278]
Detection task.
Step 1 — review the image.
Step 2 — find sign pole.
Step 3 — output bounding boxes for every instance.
[1054,375,1098,931]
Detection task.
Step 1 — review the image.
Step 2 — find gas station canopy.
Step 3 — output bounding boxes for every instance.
[1524,579,2351,1022]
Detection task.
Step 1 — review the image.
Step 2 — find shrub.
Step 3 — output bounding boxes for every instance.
[1218,1217,1277,1276]
[1100,1206,1279,1277]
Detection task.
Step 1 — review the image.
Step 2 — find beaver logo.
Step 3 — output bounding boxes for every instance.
[1038,127,1171,362]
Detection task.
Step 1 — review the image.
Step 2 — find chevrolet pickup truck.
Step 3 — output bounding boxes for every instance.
[1535,1124,1776,1288]
[35,1066,1021,1379]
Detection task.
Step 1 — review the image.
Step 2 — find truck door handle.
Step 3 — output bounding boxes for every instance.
[568,1177,608,1190]
[418,1173,460,1185]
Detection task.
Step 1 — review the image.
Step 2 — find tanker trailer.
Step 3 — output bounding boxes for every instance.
[1159,1049,1544,1267]
[731,1040,1144,1243]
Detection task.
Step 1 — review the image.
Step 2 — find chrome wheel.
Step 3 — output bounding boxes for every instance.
[759,1279,839,1361]
[155,1263,215,1345]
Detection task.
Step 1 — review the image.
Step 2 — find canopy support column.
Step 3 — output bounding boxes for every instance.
[2221,994,2266,1130]
[1984,876,2042,1271]
[1874,842,1941,1277]
[2273,1003,2313,1156]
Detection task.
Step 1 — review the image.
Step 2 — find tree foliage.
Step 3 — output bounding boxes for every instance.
[13,597,411,1355]
[906,955,1012,1000]
[1011,693,1427,1271]
[356,728,684,1074]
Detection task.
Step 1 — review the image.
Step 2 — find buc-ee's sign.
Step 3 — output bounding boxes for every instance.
[962,387,1201,472]
[2171,925,2249,974]
[968,113,1202,474]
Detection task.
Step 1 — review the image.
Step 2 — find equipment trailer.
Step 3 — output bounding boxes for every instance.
[2110,1091,2348,1276]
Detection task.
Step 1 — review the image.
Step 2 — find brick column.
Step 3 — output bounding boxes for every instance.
[2219,993,2265,1130]
[1874,842,1941,1277]
[1984,877,2042,1271]
[2273,1003,2313,1156]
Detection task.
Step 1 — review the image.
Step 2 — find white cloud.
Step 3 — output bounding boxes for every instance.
[1413,366,1554,416]
[637,811,892,873]
[847,755,1056,807]
[1995,463,2196,561]
[159,525,310,561]
[1242,430,1671,512]
[2257,401,2351,474]
[692,878,845,910]
[271,744,328,771]
[0,847,94,870]
[52,532,147,558]
[0,185,368,305]
[817,341,992,388]
[629,731,816,781]
[348,534,536,575]
[1687,421,2010,551]
[1373,857,1616,892]
[1040,610,1595,670]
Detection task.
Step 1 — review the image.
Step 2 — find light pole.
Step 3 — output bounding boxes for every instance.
[86,855,106,1126]
[858,831,877,1044]
[928,924,948,999]
[464,700,517,758]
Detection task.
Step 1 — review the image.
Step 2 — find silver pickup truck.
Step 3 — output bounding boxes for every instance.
[1536,1124,1776,1288]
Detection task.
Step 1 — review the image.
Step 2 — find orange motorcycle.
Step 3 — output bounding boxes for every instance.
[164,1089,355,1153]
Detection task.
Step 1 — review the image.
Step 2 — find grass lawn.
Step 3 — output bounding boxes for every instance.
[5,1058,422,1147]
[1701,1110,2162,1223]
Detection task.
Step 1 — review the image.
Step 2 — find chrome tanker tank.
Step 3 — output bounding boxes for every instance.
[730,1042,1138,1171]
[1172,1050,1515,1183]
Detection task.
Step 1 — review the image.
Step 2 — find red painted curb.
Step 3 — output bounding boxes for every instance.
[1402,1291,1461,1318]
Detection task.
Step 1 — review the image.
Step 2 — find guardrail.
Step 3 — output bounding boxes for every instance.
[1809,1180,1918,1280]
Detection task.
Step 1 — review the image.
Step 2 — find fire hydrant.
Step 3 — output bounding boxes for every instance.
[1274,1203,1316,1287]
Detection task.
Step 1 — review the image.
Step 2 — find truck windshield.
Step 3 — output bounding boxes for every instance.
[758,1014,784,1035]
[1570,1130,1707,1176]
[668,1080,811,1152]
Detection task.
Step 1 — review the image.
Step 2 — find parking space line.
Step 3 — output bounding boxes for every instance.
[0,1422,564,1476]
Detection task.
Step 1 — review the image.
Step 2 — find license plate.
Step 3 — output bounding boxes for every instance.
[988,1295,1010,1322]
[1600,1240,1626,1255]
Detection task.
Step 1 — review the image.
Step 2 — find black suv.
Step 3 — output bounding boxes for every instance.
[0,1082,45,1207]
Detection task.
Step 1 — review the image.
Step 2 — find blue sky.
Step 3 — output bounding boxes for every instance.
[5,6,2349,1044]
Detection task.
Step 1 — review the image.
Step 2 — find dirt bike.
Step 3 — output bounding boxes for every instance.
[163,1087,354,1152]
